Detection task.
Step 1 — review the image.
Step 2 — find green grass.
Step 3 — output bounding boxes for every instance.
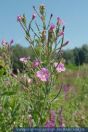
[0,64,88,131]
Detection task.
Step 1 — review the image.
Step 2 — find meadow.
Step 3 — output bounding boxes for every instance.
[0,64,88,131]
[0,4,88,131]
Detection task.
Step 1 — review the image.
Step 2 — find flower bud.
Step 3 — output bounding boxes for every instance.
[57,17,63,25]
[39,4,45,15]
[32,13,36,20]
[17,15,23,22]
[10,39,14,45]
[49,24,55,32]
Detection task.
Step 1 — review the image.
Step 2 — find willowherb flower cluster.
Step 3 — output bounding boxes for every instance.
[1,4,69,127]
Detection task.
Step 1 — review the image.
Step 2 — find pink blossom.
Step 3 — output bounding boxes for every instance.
[49,24,55,31]
[32,13,36,20]
[32,59,41,68]
[1,39,7,45]
[36,68,50,82]
[45,120,55,128]
[17,15,23,22]
[45,110,56,128]
[54,62,65,72]
[19,57,30,64]
[57,17,63,25]
[58,31,64,37]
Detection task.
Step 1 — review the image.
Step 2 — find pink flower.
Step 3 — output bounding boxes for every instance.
[32,59,41,68]
[54,62,65,72]
[58,31,64,37]
[57,17,63,25]
[17,15,23,22]
[45,120,55,128]
[1,39,7,45]
[36,68,50,82]
[49,24,55,31]
[19,57,30,64]
[32,13,36,20]
[45,110,56,128]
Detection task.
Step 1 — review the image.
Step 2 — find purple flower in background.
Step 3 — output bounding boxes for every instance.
[57,17,63,25]
[32,59,41,68]
[17,15,23,22]
[54,62,65,72]
[49,24,55,31]
[36,68,50,82]
[45,120,55,128]
[32,13,36,20]
[19,57,30,64]
[45,110,56,128]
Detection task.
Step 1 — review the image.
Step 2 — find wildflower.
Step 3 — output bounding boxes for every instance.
[45,110,56,128]
[49,24,55,31]
[32,13,36,20]
[36,68,49,82]
[1,39,7,45]
[17,15,23,22]
[58,31,64,37]
[45,120,55,128]
[19,57,30,64]
[32,59,41,68]
[54,62,65,72]
[57,17,63,25]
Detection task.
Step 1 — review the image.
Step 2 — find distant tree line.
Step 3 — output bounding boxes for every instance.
[10,44,88,69]
[62,44,88,66]
[0,44,88,72]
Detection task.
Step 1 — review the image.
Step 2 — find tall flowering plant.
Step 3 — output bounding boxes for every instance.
[0,5,69,128]
[16,5,69,127]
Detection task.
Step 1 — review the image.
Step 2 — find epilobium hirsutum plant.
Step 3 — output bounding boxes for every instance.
[16,4,69,127]
[0,39,14,76]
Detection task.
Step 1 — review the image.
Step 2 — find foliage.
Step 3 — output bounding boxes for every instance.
[0,4,88,132]
[63,44,88,66]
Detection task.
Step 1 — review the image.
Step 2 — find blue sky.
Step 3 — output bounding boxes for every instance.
[0,0,88,49]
